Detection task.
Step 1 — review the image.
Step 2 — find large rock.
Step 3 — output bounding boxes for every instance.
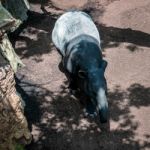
[0,62,32,150]
[0,1,32,149]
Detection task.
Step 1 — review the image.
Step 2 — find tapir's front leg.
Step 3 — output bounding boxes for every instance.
[62,56,78,93]
[85,98,97,117]
[68,73,78,94]
[62,66,78,93]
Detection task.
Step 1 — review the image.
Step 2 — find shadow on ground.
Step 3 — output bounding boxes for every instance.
[15,75,150,150]
[9,6,150,63]
[9,11,56,62]
[96,24,150,51]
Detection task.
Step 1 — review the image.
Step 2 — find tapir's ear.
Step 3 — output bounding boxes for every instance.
[101,60,107,71]
[78,70,87,78]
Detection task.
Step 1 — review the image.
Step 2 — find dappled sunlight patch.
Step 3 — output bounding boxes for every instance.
[40,112,55,124]
[32,125,43,142]
[16,74,150,149]
[76,118,95,130]
[108,83,150,149]
[52,121,67,132]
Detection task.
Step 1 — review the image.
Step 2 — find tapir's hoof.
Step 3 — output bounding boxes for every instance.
[89,112,97,118]
[85,102,97,118]
[83,108,97,118]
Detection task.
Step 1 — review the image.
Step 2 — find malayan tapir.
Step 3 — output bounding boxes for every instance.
[52,11,108,123]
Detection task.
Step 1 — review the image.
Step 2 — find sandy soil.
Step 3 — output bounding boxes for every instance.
[12,0,150,149]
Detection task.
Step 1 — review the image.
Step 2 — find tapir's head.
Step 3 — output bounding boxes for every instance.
[78,60,108,123]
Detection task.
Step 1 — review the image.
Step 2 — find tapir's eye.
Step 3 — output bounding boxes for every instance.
[78,70,87,78]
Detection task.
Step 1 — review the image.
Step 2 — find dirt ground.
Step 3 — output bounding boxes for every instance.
[12,0,150,149]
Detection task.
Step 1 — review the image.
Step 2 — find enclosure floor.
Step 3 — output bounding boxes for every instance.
[14,0,150,149]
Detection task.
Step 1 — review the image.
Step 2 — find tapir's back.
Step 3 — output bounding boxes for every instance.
[52,11,100,56]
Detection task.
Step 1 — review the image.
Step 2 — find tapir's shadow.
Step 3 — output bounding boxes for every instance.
[58,59,110,132]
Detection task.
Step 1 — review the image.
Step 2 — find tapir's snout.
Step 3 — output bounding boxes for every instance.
[99,106,108,123]
[97,88,108,123]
